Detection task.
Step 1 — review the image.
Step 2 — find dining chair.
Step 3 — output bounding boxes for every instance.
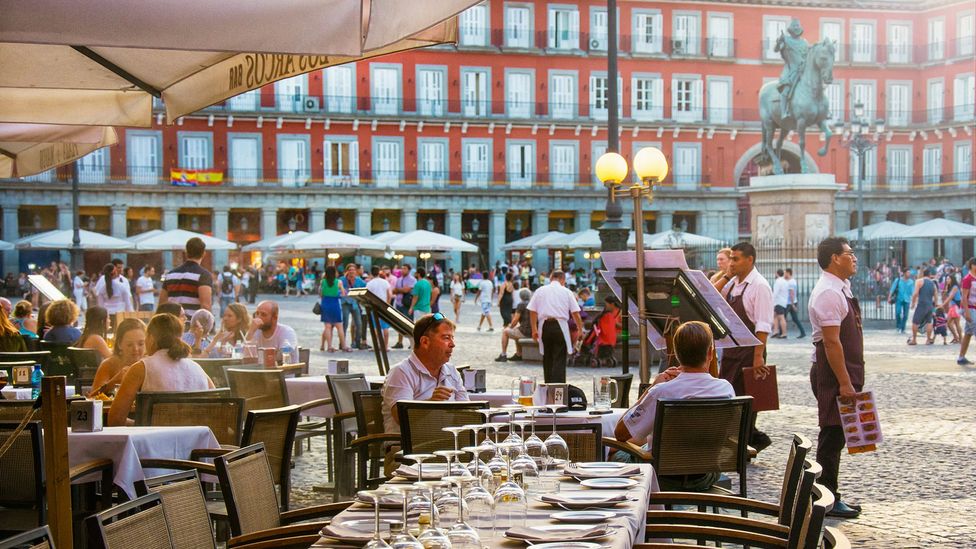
[194,358,244,388]
[325,373,370,494]
[603,396,753,497]
[133,388,231,425]
[348,390,399,491]
[68,347,100,394]
[135,470,216,549]
[0,525,55,549]
[495,422,604,462]
[140,394,246,446]
[0,421,113,534]
[648,433,812,523]
[823,526,851,549]
[0,400,36,421]
[395,400,489,455]
[213,443,351,548]
[0,352,51,371]
[38,342,77,392]
[86,492,174,549]
[226,368,289,413]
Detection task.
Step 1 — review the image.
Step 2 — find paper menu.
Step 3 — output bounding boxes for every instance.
[837,391,882,454]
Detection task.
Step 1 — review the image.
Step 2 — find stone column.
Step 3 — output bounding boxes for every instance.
[446,210,462,272]
[531,209,550,274]
[574,210,591,268]
[657,211,674,234]
[162,206,179,271]
[260,208,277,240]
[212,207,229,267]
[356,209,373,270]
[110,204,127,264]
[57,204,73,231]
[3,207,19,275]
[401,209,417,233]
[309,209,325,233]
[906,211,930,266]
[489,211,506,267]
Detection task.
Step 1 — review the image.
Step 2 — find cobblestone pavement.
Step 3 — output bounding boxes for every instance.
[269,294,976,547]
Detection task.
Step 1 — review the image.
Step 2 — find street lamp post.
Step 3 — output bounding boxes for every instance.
[419,252,432,270]
[841,102,885,287]
[597,0,627,255]
[596,147,669,384]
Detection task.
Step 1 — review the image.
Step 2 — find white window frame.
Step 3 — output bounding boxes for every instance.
[549,140,578,189]
[958,12,975,57]
[927,78,944,124]
[922,145,942,185]
[277,134,310,187]
[707,76,732,124]
[588,72,621,120]
[849,147,876,191]
[632,74,664,121]
[632,9,663,54]
[954,141,972,185]
[323,136,360,187]
[228,133,262,187]
[76,148,110,184]
[885,146,912,192]
[850,80,876,121]
[763,16,790,60]
[820,19,843,62]
[850,20,875,63]
[672,143,701,190]
[459,3,490,47]
[504,3,533,48]
[589,7,608,51]
[505,69,535,119]
[226,89,260,112]
[885,81,911,127]
[952,73,975,121]
[706,12,733,58]
[462,139,492,188]
[460,67,491,117]
[671,11,700,56]
[671,75,703,123]
[274,74,308,113]
[370,63,402,116]
[126,130,163,185]
[825,80,844,123]
[417,138,448,188]
[371,137,403,188]
[928,17,945,60]
[177,131,212,171]
[416,65,447,117]
[506,140,535,189]
[324,64,356,114]
[590,141,608,185]
[886,21,912,64]
[547,5,580,50]
[548,70,577,119]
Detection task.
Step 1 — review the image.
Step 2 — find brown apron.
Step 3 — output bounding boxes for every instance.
[720,281,756,396]
[810,293,865,427]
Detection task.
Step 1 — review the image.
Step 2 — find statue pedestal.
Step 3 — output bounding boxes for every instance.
[744,174,845,244]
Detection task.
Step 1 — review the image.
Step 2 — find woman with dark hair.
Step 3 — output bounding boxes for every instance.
[95,263,133,315]
[497,273,515,327]
[76,306,112,361]
[108,313,213,425]
[88,318,146,396]
[319,265,346,352]
[428,271,441,314]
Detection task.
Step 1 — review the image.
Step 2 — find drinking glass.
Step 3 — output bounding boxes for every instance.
[460,446,496,540]
[359,489,393,549]
[492,441,527,534]
[461,424,489,475]
[484,423,508,474]
[510,376,537,406]
[510,419,540,493]
[592,376,618,411]
[442,426,468,453]
[522,407,548,467]
[434,449,469,478]
[500,405,524,446]
[386,485,424,549]
[543,404,569,466]
[403,453,437,480]
[444,476,481,549]
[414,481,452,549]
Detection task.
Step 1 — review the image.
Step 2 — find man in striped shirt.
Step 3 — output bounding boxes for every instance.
[159,237,213,313]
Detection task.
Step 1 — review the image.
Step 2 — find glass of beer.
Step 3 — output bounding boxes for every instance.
[510,376,537,406]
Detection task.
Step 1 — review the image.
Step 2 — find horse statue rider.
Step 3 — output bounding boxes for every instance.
[776,19,810,120]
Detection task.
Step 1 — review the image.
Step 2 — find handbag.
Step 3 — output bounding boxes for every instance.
[312,301,321,315]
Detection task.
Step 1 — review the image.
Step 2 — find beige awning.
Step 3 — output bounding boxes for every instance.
[0,0,472,126]
[0,123,117,178]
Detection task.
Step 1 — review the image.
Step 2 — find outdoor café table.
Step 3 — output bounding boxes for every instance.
[533,408,627,439]
[311,462,661,548]
[284,376,386,418]
[67,425,220,499]
[2,385,76,399]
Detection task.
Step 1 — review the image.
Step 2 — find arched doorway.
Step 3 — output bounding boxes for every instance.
[734,144,806,239]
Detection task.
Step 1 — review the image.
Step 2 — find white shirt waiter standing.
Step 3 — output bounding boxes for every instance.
[527,270,583,383]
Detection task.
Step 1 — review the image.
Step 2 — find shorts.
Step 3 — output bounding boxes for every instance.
[504,326,529,340]
[480,301,491,315]
[965,317,976,336]
[774,305,787,315]
[912,307,933,327]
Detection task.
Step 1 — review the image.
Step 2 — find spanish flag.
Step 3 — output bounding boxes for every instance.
[170,169,223,186]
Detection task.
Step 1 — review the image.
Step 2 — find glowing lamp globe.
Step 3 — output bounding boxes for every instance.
[595,152,629,185]
[633,146,669,182]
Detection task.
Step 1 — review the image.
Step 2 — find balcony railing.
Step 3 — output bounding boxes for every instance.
[843,172,975,192]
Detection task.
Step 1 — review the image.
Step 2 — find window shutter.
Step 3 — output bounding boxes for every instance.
[571,10,580,47]
[693,79,704,120]
[548,10,556,48]
[653,14,663,51]
[653,78,664,119]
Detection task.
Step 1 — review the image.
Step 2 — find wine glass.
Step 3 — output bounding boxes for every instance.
[510,419,540,493]
[500,404,524,445]
[403,453,437,480]
[461,424,490,475]
[414,480,452,549]
[492,441,527,534]
[385,485,424,549]
[442,425,468,453]
[460,445,496,540]
[484,423,508,474]
[359,489,392,549]
[434,449,469,477]
[543,404,569,467]
[444,476,481,549]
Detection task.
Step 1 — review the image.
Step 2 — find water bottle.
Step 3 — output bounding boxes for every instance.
[281,342,294,365]
[30,364,44,399]
[232,341,244,359]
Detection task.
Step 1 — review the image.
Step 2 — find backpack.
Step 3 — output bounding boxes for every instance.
[221,275,234,295]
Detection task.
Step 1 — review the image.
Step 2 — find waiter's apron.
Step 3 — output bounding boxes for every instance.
[720,281,757,396]
[810,294,865,427]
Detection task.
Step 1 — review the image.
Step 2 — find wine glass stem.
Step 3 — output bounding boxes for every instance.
[457,482,465,524]
[373,497,382,541]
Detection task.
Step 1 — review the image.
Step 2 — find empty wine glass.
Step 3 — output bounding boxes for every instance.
[414,480,452,549]
[543,404,569,467]
[386,485,424,549]
[510,419,540,493]
[434,449,469,477]
[359,489,392,549]
[492,441,527,534]
[444,476,481,549]
[484,423,508,474]
[442,425,468,453]
[461,424,489,474]
[460,446,495,541]
[500,405,524,445]
[403,453,437,480]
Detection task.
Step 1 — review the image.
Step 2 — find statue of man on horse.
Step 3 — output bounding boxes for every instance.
[775,19,810,120]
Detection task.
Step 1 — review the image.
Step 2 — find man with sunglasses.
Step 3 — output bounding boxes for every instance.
[381,312,469,434]
[808,236,864,519]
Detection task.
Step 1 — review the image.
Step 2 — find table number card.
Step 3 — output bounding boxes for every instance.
[327,359,350,375]
[70,400,103,432]
[462,369,486,392]
[12,365,31,387]
[541,383,568,406]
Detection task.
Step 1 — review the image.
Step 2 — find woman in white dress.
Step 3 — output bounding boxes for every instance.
[94,263,133,315]
[72,270,88,312]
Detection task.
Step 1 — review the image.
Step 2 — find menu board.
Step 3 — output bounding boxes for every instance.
[837,391,882,454]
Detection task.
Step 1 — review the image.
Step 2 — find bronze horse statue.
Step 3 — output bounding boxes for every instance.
[759,40,836,174]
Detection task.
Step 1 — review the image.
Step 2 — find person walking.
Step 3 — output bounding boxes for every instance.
[475,271,495,331]
[391,264,416,349]
[943,275,963,344]
[216,266,240,313]
[527,270,583,383]
[159,237,213,313]
[498,273,515,328]
[957,257,976,366]
[73,270,89,312]
[771,269,789,338]
[94,262,134,315]
[909,268,937,345]
[135,266,157,312]
[449,273,465,323]
[888,268,914,334]
[319,265,347,352]
[785,268,806,338]
[808,236,864,519]
[409,267,433,317]
[339,263,366,349]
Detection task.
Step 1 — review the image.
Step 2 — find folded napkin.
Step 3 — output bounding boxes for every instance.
[319,522,374,542]
[540,493,628,506]
[564,463,641,478]
[505,525,610,541]
[394,464,447,479]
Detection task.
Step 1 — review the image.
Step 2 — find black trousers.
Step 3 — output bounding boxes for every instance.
[816,425,845,497]
[541,320,567,383]
[788,305,806,336]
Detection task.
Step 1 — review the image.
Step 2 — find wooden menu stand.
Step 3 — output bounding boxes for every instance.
[42,376,72,548]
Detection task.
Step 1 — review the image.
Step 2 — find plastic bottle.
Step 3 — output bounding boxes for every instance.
[281,342,295,364]
[232,341,244,359]
[30,363,44,399]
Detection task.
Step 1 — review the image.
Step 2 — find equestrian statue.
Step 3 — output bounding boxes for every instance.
[759,19,836,174]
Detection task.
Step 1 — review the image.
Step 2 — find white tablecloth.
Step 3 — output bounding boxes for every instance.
[2,386,76,400]
[68,425,220,499]
[284,375,386,418]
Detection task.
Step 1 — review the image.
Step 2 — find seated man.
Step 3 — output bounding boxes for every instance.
[246,300,298,360]
[614,320,735,491]
[381,312,469,435]
[496,288,532,362]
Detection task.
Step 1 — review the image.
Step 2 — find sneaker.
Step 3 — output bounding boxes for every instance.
[494,354,508,362]
[391,342,403,349]
[510,354,523,361]
[487,328,494,332]
[957,357,974,366]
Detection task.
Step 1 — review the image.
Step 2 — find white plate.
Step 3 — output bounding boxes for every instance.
[354,493,402,509]
[576,462,626,469]
[580,477,639,489]
[551,510,617,523]
[525,543,602,549]
[333,518,398,533]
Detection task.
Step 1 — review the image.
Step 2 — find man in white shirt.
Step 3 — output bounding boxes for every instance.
[527,271,583,383]
[246,300,298,352]
[720,242,774,453]
[475,271,495,332]
[771,269,790,338]
[615,320,735,490]
[785,268,806,338]
[381,313,470,434]
[365,266,393,350]
[135,266,157,312]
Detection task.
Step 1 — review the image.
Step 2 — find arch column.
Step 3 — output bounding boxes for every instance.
[3,207,19,274]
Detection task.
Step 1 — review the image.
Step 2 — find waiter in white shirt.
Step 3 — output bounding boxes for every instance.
[720,242,774,453]
[807,236,863,519]
[527,270,583,383]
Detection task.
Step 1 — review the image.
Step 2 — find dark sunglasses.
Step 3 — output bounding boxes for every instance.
[416,312,446,339]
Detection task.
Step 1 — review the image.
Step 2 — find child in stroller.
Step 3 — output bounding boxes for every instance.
[572,295,621,368]
[933,308,948,345]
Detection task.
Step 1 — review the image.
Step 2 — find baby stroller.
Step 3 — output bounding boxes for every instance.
[571,312,618,369]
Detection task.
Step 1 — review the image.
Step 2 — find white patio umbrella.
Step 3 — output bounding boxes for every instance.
[286,230,385,254]
[15,229,133,250]
[0,0,478,126]
[898,218,976,239]
[241,231,309,253]
[0,123,117,178]
[838,221,910,241]
[0,239,16,251]
[131,229,237,251]
[371,231,403,245]
[501,231,567,251]
[384,230,478,253]
[127,229,164,244]
[625,231,657,248]
[540,229,601,250]
[645,230,724,249]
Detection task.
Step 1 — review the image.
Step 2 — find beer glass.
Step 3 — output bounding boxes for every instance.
[592,376,618,410]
